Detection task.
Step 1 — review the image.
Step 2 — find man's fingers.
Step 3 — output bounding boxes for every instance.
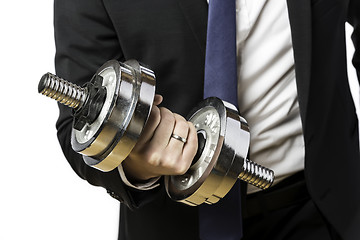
[159,114,191,174]
[125,106,199,179]
[153,94,163,105]
[181,121,198,170]
[149,107,176,150]
[162,120,198,176]
[132,95,163,148]
[167,114,189,147]
[134,105,161,147]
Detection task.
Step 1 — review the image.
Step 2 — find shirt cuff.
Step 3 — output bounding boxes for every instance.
[118,164,160,190]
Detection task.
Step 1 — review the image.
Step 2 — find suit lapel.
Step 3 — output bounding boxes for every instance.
[177,0,208,56]
[287,0,312,129]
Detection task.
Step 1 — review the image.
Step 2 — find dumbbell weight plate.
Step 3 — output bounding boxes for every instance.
[71,60,156,172]
[165,97,250,206]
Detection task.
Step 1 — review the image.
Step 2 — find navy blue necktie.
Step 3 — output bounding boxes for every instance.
[200,0,243,239]
[203,0,238,104]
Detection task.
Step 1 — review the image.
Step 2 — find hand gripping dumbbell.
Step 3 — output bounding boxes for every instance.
[38,59,274,206]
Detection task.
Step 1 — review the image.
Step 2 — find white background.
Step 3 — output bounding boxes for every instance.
[0,1,358,240]
[0,1,119,239]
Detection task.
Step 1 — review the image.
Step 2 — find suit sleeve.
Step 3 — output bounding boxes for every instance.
[348,0,360,82]
[54,0,161,209]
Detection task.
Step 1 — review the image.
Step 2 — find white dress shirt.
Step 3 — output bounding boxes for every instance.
[235,0,304,193]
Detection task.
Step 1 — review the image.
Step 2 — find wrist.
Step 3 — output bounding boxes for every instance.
[118,163,161,190]
[122,158,159,182]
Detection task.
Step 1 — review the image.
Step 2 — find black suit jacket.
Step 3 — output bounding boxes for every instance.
[54,0,360,239]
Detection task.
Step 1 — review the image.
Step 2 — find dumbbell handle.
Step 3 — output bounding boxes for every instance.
[239,158,274,190]
[38,72,87,110]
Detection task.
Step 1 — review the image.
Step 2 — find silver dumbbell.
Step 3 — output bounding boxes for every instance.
[38,59,274,206]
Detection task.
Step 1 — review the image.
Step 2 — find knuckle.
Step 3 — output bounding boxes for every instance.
[171,157,191,175]
[176,119,189,131]
[144,150,161,167]
[159,153,175,168]
[173,114,190,136]
[159,152,191,175]
[174,113,186,122]
[173,163,189,175]
[160,107,175,125]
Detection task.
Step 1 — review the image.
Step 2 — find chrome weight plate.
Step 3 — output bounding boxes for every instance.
[165,97,251,206]
[71,60,155,171]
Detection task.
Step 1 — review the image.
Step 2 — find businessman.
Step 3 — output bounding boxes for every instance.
[54,0,360,239]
